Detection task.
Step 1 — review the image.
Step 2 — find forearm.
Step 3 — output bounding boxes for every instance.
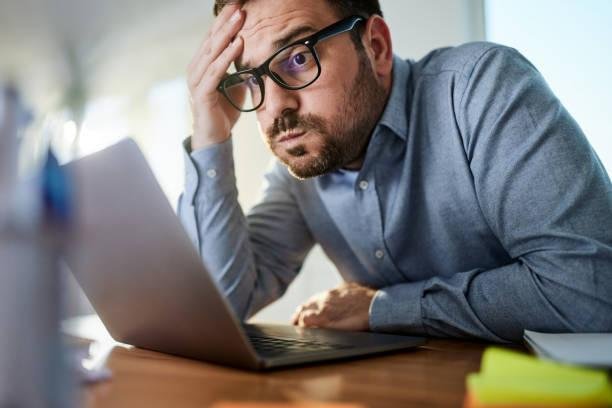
[178,138,258,319]
[178,138,314,319]
[370,255,612,342]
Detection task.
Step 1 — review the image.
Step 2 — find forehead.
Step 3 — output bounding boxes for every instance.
[237,0,339,67]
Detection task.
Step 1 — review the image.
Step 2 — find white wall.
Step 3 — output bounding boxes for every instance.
[384,0,484,59]
[250,0,486,323]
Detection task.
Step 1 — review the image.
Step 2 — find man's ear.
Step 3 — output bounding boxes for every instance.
[361,15,393,81]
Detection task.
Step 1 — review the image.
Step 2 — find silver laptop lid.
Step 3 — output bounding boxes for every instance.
[65,138,260,369]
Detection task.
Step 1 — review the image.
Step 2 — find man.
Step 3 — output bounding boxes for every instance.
[178,0,612,342]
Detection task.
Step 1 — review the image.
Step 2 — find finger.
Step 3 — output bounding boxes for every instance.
[189,14,242,88]
[188,4,241,70]
[197,36,244,98]
[291,305,303,325]
[195,6,243,72]
[188,11,244,91]
[291,300,315,324]
[298,310,312,327]
[210,3,242,38]
[299,301,320,317]
[300,310,325,328]
[291,313,300,325]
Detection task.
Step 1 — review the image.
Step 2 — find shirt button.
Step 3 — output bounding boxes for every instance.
[359,180,369,190]
[206,169,217,179]
[375,249,385,259]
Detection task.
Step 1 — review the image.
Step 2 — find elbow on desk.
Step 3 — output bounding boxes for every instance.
[527,276,612,336]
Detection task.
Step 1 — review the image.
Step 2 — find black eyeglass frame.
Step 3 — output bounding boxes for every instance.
[217,15,366,112]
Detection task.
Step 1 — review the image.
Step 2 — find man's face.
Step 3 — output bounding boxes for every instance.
[236,0,388,178]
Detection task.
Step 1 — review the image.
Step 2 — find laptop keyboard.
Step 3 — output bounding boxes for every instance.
[247,334,353,356]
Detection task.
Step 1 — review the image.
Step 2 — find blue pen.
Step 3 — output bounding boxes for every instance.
[42,148,73,227]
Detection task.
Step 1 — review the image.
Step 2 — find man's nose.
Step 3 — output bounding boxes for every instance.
[262,76,299,117]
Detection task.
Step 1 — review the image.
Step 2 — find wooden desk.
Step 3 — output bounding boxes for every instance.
[72,317,516,408]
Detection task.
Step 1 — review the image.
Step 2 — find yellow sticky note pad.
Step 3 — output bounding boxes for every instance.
[466,348,612,407]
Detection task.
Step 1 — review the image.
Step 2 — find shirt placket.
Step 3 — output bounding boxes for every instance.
[353,171,400,286]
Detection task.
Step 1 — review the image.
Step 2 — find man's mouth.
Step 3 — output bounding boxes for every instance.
[277,130,306,144]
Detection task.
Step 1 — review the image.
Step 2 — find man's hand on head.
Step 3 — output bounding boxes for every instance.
[291,282,377,331]
[187,3,245,150]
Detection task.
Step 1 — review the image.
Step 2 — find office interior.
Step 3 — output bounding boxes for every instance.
[1,0,611,407]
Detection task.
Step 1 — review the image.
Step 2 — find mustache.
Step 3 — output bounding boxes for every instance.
[266,112,327,141]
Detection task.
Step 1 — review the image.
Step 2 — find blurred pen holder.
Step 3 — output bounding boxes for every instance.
[0,230,70,407]
[0,83,74,407]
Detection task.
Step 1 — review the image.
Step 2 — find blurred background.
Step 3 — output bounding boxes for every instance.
[1,0,610,324]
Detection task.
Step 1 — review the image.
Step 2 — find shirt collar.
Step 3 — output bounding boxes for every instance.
[377,55,412,141]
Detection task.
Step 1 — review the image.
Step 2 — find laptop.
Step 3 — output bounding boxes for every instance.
[65,138,426,370]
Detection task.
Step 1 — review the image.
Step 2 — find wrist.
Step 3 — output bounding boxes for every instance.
[191,131,230,151]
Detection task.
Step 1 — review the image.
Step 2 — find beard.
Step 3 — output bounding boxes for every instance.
[264,51,388,179]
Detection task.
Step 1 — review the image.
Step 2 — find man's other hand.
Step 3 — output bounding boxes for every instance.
[291,282,377,331]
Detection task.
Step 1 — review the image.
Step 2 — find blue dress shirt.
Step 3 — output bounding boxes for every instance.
[178,42,612,342]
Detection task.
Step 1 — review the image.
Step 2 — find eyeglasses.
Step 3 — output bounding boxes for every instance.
[217,15,365,112]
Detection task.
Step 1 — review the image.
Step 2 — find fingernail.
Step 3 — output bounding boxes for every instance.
[230,10,241,23]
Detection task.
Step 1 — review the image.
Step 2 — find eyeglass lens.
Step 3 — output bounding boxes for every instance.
[222,44,319,111]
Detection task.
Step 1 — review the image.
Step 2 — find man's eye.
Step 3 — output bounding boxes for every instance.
[292,53,307,66]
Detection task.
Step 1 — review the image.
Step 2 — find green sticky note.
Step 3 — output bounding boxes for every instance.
[467,348,612,406]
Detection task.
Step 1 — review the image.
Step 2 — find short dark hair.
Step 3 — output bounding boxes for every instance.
[214,0,383,49]
[214,0,383,18]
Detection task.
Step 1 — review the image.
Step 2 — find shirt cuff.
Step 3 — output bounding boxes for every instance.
[183,136,236,205]
[369,281,427,336]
